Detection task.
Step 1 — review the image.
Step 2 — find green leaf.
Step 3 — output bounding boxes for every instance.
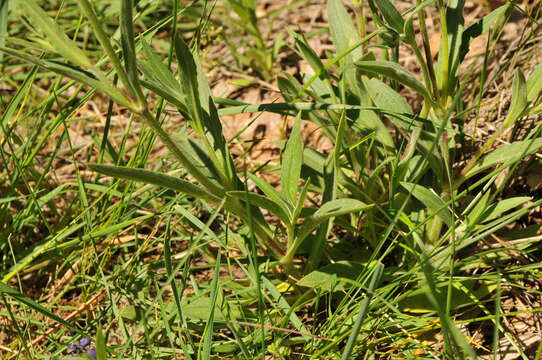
[368,0,404,34]
[14,0,92,68]
[247,172,288,209]
[175,35,205,134]
[120,0,144,102]
[296,199,371,244]
[459,4,508,64]
[527,61,542,102]
[503,69,527,128]
[398,279,496,313]
[327,0,362,62]
[400,182,453,227]
[298,261,364,290]
[281,113,303,203]
[227,191,291,225]
[364,77,413,115]
[479,197,531,224]
[291,31,328,81]
[140,40,188,113]
[355,60,432,101]
[0,283,82,334]
[96,327,107,360]
[88,164,221,203]
[464,137,542,179]
[0,46,134,110]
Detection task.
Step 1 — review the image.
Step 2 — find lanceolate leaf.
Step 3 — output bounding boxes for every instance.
[527,61,542,102]
[296,199,371,244]
[464,137,542,179]
[503,69,527,128]
[368,0,404,34]
[227,191,291,225]
[327,0,363,62]
[401,182,453,227]
[88,164,221,203]
[281,113,303,204]
[355,60,432,101]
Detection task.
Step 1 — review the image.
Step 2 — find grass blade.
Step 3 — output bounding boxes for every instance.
[341,262,384,360]
[88,164,221,203]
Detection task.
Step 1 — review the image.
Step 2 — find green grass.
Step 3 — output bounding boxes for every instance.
[1,0,542,359]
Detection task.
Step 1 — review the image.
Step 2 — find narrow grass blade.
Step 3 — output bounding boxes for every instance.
[0,46,135,110]
[0,283,83,334]
[0,0,7,62]
[340,262,384,360]
[14,0,92,68]
[88,164,221,203]
[199,252,222,360]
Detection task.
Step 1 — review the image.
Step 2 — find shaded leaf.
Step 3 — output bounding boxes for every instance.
[401,182,453,227]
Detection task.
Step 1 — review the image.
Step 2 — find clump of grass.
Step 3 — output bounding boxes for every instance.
[1,0,542,359]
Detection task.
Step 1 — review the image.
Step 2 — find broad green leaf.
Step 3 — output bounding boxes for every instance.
[227,191,291,225]
[527,61,542,102]
[88,164,221,203]
[368,0,404,34]
[327,0,362,62]
[247,172,288,209]
[281,113,303,203]
[298,261,364,291]
[503,69,527,128]
[14,0,92,68]
[398,279,496,313]
[291,31,327,81]
[355,73,395,148]
[400,182,453,227]
[181,297,233,323]
[364,77,413,115]
[297,199,371,244]
[464,137,542,179]
[175,35,205,135]
[355,60,432,100]
[442,0,466,89]
[479,197,531,224]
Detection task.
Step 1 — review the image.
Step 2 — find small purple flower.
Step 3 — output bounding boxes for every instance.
[79,338,91,347]
[86,348,97,359]
[66,338,95,358]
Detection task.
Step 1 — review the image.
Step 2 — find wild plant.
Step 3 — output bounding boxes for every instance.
[2,0,542,358]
